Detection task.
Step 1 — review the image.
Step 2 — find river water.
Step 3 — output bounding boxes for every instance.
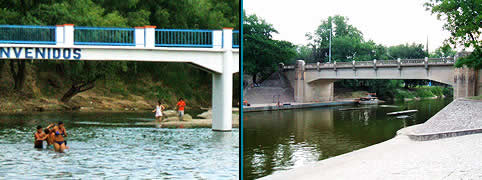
[243,98,452,179]
[0,112,239,179]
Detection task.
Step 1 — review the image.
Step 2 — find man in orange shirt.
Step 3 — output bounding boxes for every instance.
[176,98,186,121]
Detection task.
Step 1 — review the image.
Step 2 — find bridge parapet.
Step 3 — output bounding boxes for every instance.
[0,24,240,49]
[284,58,455,71]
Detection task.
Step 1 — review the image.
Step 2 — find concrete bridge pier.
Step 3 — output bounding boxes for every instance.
[453,67,480,98]
[293,60,335,102]
[294,60,306,102]
[212,28,233,131]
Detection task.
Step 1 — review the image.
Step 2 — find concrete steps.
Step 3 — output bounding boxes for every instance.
[244,71,294,104]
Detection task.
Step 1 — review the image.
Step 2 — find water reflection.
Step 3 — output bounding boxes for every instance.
[243,98,452,179]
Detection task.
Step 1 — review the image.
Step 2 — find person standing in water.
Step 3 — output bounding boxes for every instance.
[152,101,165,123]
[176,98,186,121]
[52,122,68,152]
[34,123,54,149]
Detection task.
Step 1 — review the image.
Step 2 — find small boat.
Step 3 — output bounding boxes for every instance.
[395,115,412,119]
[387,110,418,116]
[339,107,371,111]
[356,93,380,105]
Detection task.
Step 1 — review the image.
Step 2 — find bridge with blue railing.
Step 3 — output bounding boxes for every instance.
[0,24,239,131]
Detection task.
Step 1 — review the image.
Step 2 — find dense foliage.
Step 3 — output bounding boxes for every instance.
[425,0,481,69]
[302,15,430,62]
[243,13,296,83]
[0,0,239,105]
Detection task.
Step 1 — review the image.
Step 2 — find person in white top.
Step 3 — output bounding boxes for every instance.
[152,101,165,124]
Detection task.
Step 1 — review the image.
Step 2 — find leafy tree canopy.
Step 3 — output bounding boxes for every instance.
[243,12,296,83]
[425,0,482,69]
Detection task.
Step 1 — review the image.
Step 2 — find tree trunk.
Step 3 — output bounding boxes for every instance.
[61,81,96,103]
[0,61,4,79]
[252,73,257,85]
[9,60,26,90]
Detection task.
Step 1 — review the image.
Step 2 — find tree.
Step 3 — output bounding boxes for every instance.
[9,61,26,90]
[425,0,482,69]
[388,43,427,59]
[431,44,457,58]
[295,45,314,62]
[306,15,386,62]
[243,13,296,84]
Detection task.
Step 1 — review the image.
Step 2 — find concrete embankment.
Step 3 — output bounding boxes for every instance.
[262,98,482,179]
[398,98,482,140]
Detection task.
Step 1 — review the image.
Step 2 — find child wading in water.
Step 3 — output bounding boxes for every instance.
[153,101,165,126]
[34,123,54,149]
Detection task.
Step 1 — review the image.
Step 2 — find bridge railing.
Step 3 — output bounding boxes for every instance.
[336,62,352,67]
[0,24,239,49]
[0,25,56,44]
[287,57,456,70]
[74,27,136,46]
[233,30,240,48]
[155,29,213,48]
[400,59,424,64]
[377,60,398,65]
[355,61,374,66]
[428,58,455,64]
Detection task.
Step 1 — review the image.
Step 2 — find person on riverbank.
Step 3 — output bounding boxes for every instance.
[152,101,165,123]
[52,122,68,152]
[176,98,186,121]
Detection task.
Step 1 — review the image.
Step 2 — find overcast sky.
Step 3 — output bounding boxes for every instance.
[244,0,451,52]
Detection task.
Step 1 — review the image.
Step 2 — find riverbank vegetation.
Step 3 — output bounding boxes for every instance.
[335,79,452,101]
[0,0,239,112]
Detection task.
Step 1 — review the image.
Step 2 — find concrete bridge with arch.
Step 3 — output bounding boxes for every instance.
[0,24,239,131]
[281,58,481,102]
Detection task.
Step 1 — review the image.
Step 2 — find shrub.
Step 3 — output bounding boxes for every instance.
[442,87,453,97]
[110,87,128,96]
[415,88,435,98]
[394,89,415,101]
[429,86,443,97]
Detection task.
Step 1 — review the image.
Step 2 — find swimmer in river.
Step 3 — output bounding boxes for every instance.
[52,121,68,152]
[43,124,56,149]
[152,100,165,125]
[34,124,54,149]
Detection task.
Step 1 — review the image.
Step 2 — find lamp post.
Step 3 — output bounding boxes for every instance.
[329,28,332,63]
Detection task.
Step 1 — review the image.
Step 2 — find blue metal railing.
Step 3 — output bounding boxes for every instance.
[155,29,213,48]
[0,25,239,48]
[74,27,135,46]
[233,30,239,48]
[0,25,56,44]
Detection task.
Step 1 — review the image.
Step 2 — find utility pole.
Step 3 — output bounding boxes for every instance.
[329,28,332,63]
[426,35,429,55]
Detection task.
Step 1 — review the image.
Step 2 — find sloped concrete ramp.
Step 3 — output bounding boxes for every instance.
[398,98,482,140]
